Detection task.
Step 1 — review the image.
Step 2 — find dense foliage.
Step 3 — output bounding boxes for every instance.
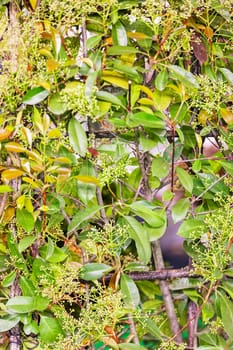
[0,0,233,349]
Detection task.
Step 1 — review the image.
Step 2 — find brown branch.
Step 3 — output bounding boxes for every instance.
[188,301,198,349]
[151,241,183,344]
[81,16,87,58]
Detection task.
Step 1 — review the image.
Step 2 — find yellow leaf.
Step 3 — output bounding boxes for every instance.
[47,128,62,139]
[0,128,13,141]
[17,195,26,210]
[75,175,100,185]
[138,98,154,105]
[38,48,53,58]
[54,167,71,175]
[198,110,210,125]
[54,157,72,164]
[220,108,233,124]
[127,31,149,40]
[26,150,42,163]
[102,75,129,89]
[22,177,42,189]
[40,205,49,212]
[46,59,60,72]
[80,58,93,68]
[22,127,33,147]
[139,85,154,99]
[1,169,24,181]
[37,80,51,90]
[25,197,34,213]
[1,206,15,224]
[5,142,26,153]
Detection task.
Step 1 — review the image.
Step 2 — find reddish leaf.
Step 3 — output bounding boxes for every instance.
[191,33,208,66]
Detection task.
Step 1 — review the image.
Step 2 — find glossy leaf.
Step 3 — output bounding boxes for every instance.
[48,93,67,115]
[22,87,49,105]
[120,273,140,308]
[152,157,170,179]
[20,277,36,297]
[124,216,151,264]
[168,65,200,89]
[128,112,165,128]
[39,316,64,343]
[119,344,147,350]
[96,90,125,108]
[2,271,16,287]
[86,34,102,50]
[5,142,26,153]
[1,169,24,181]
[18,236,37,253]
[129,201,165,228]
[155,70,169,91]
[218,290,233,339]
[177,218,204,238]
[16,209,34,233]
[107,45,139,55]
[6,295,49,313]
[68,205,103,233]
[0,184,13,193]
[112,20,128,46]
[171,198,190,224]
[80,263,112,281]
[0,316,20,332]
[219,67,233,85]
[68,117,87,157]
[176,167,193,193]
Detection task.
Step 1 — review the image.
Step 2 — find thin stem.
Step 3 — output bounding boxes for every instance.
[82,16,87,58]
[151,241,183,344]
[128,314,140,344]
[193,173,228,203]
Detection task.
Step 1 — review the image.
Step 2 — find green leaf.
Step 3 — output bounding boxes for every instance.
[20,277,36,297]
[68,117,87,157]
[16,209,34,233]
[119,344,147,350]
[80,263,112,281]
[155,70,169,91]
[128,112,165,128]
[77,160,96,204]
[86,34,102,50]
[96,90,125,108]
[0,184,13,193]
[168,65,200,89]
[0,315,20,332]
[153,90,171,111]
[40,245,68,263]
[145,318,163,339]
[18,236,37,253]
[22,87,49,105]
[124,216,151,264]
[129,201,165,228]
[171,198,190,224]
[2,271,16,287]
[107,46,139,55]
[219,68,233,85]
[112,20,128,46]
[220,160,233,176]
[48,93,67,115]
[120,273,140,308]
[6,296,49,314]
[39,316,64,343]
[176,167,193,193]
[218,290,233,339]
[68,205,103,233]
[152,157,170,179]
[177,218,204,238]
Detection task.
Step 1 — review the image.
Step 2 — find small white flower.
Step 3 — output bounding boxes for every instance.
[154,16,162,25]
[128,14,136,24]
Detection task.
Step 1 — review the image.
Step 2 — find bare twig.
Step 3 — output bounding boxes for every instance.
[151,241,183,344]
[188,301,198,349]
[128,314,140,344]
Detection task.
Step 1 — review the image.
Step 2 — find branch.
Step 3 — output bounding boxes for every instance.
[151,241,183,344]
[188,301,198,349]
